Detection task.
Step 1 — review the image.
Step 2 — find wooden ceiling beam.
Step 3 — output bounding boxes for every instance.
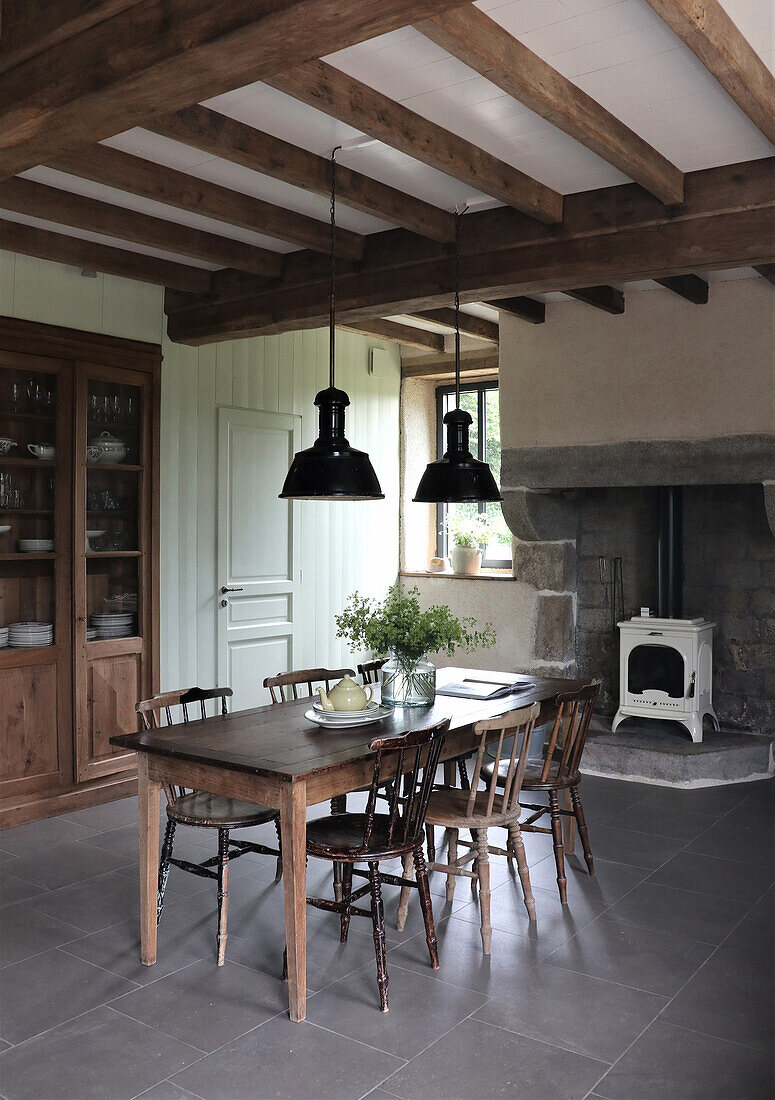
[409,308,499,343]
[402,348,499,378]
[0,217,212,293]
[0,0,142,72]
[268,61,563,224]
[419,5,684,205]
[0,176,282,277]
[655,274,709,303]
[338,319,445,352]
[48,145,364,260]
[149,106,455,244]
[565,286,625,314]
[166,204,774,343]
[0,0,467,179]
[486,297,545,324]
[753,264,775,286]
[642,0,775,145]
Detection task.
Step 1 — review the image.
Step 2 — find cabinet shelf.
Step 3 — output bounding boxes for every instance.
[0,508,54,516]
[0,411,56,424]
[0,457,56,469]
[87,462,142,472]
[86,551,141,558]
[0,552,56,560]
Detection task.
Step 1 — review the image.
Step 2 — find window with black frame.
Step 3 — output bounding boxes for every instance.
[435,381,511,569]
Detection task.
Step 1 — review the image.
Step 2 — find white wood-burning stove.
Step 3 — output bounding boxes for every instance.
[613,616,719,743]
[613,485,719,743]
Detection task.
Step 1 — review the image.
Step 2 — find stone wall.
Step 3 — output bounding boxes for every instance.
[574,484,774,734]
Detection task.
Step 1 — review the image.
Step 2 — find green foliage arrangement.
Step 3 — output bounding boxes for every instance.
[446,509,512,550]
[335,583,496,665]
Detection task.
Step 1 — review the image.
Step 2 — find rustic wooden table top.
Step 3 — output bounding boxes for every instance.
[112,667,579,780]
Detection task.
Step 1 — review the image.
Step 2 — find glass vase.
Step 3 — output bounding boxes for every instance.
[380,651,436,708]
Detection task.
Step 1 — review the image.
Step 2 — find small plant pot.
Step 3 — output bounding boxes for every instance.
[451,545,483,576]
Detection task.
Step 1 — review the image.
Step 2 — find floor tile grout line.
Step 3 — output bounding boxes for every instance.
[579,872,769,1099]
[466,1013,616,1069]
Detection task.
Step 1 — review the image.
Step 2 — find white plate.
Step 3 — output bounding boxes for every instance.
[9,622,52,629]
[312,699,380,716]
[304,705,392,729]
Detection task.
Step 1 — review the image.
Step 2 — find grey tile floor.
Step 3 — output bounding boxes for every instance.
[0,775,773,1100]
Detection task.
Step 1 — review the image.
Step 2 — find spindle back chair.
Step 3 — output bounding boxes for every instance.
[421,701,541,953]
[357,658,385,685]
[303,719,449,1012]
[136,685,282,965]
[518,679,602,904]
[263,667,355,703]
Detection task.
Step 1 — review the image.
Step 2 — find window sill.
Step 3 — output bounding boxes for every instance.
[400,570,515,582]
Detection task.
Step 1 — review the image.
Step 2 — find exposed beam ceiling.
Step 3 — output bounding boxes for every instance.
[166,200,775,343]
[565,286,625,314]
[268,60,563,223]
[754,264,775,286]
[409,308,499,343]
[0,217,211,293]
[0,0,467,179]
[642,0,775,145]
[655,275,709,303]
[402,348,499,378]
[47,145,364,260]
[487,297,545,324]
[0,0,142,72]
[150,106,455,244]
[418,4,684,205]
[0,176,282,277]
[338,319,445,352]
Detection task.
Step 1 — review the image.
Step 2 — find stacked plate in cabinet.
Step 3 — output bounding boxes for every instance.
[18,539,54,553]
[91,612,136,639]
[0,626,9,648]
[9,621,54,647]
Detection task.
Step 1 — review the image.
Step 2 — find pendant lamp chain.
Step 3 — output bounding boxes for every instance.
[453,205,468,408]
[329,146,341,390]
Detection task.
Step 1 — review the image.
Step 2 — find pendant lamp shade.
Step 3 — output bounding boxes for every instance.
[413,209,502,504]
[279,149,383,501]
[279,386,384,500]
[413,407,502,503]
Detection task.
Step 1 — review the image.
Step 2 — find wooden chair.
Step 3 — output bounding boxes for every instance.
[299,719,449,1012]
[357,658,385,685]
[484,679,602,905]
[137,686,282,965]
[419,702,541,954]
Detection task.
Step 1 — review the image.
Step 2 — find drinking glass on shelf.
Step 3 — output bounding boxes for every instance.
[10,383,21,413]
[125,395,134,421]
[89,394,100,421]
[11,489,23,510]
[111,395,122,423]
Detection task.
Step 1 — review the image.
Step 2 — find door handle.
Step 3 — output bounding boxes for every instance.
[220,586,244,594]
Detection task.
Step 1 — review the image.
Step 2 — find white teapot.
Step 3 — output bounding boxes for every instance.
[317,675,372,712]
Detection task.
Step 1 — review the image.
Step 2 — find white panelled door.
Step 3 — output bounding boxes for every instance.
[216,407,300,711]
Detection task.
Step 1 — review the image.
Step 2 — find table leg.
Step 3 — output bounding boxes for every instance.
[562,788,576,855]
[280,779,307,1022]
[138,754,160,966]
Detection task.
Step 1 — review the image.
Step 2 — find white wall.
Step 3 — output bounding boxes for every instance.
[0,250,401,691]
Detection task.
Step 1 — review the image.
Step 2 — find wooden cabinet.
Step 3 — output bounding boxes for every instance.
[0,317,160,827]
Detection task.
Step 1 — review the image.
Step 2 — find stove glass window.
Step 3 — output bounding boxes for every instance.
[628,644,684,698]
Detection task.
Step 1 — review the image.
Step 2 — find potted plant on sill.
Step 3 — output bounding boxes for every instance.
[446,512,490,575]
[335,583,496,707]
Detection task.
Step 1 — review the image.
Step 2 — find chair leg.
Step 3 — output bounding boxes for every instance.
[414,844,439,970]
[397,850,414,932]
[340,862,354,943]
[330,795,347,815]
[273,816,283,884]
[476,832,492,954]
[333,861,343,903]
[368,862,389,1012]
[446,828,458,902]
[426,823,436,863]
[509,824,536,921]
[549,790,568,904]
[570,785,595,876]
[216,828,230,965]
[157,818,176,925]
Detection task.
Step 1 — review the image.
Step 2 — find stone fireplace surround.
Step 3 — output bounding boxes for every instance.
[497,277,775,741]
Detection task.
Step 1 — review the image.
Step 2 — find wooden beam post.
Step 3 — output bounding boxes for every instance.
[753,264,775,286]
[655,275,709,303]
[486,297,545,324]
[409,308,499,343]
[565,286,625,314]
[338,319,445,352]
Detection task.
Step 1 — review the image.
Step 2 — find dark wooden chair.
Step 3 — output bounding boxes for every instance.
[137,686,282,965]
[357,658,385,685]
[484,679,602,904]
[421,702,541,953]
[298,718,448,1012]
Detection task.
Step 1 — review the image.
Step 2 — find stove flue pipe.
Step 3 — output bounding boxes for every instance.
[657,485,683,618]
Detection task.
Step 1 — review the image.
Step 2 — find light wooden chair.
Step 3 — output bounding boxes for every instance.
[414,701,541,954]
[137,686,282,965]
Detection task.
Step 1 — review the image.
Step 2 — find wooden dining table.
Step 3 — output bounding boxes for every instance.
[113,666,581,1022]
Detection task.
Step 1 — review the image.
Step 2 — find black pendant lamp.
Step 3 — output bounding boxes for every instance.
[279,150,384,501]
[413,211,502,504]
